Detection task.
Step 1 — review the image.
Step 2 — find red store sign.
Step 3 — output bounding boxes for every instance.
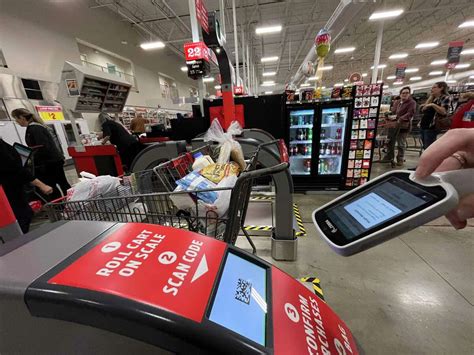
[195,0,209,34]
[184,41,210,62]
[48,223,226,322]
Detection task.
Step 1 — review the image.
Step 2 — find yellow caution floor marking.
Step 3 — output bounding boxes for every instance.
[300,277,325,301]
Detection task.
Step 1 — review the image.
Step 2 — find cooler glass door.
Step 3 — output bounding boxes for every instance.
[317,106,348,175]
[288,109,314,175]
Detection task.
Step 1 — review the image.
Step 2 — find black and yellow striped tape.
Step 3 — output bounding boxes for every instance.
[250,195,274,201]
[243,225,273,231]
[300,277,325,301]
[293,203,307,237]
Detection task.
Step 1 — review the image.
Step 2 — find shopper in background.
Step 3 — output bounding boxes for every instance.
[450,91,474,129]
[130,113,149,134]
[0,138,53,233]
[99,112,143,170]
[381,86,416,166]
[11,108,70,200]
[420,82,451,149]
[416,128,474,229]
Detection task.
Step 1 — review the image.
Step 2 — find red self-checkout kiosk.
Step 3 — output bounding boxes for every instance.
[0,221,358,354]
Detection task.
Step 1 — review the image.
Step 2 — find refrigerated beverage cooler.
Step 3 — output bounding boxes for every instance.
[286,83,383,191]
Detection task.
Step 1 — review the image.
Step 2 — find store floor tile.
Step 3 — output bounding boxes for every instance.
[236,221,474,355]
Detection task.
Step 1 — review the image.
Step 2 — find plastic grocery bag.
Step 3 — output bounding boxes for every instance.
[203,119,246,169]
[67,173,121,201]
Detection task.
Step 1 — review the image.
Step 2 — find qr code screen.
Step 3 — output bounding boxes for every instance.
[235,278,252,305]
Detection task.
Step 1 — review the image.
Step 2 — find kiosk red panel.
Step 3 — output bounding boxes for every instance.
[48,223,226,322]
[272,267,358,355]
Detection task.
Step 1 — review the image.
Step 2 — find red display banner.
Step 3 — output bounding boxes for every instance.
[195,0,209,34]
[446,41,464,69]
[184,41,210,62]
[395,63,407,82]
[272,267,358,355]
[209,104,245,129]
[48,223,226,322]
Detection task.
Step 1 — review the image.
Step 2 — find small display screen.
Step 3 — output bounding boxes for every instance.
[326,177,438,240]
[209,252,267,346]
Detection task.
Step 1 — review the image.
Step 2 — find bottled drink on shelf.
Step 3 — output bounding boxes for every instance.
[320,144,325,155]
[318,160,322,174]
[304,159,311,173]
[336,128,342,140]
[303,145,308,156]
[320,128,326,139]
[293,146,299,156]
[299,116,304,125]
[308,129,313,140]
[325,144,331,155]
[307,145,312,156]
[331,144,337,155]
[336,143,341,154]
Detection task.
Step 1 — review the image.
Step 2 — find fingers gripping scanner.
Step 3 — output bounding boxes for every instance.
[0,221,358,354]
[313,169,474,256]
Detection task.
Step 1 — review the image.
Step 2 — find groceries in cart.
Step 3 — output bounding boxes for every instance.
[66,172,123,202]
[169,120,244,217]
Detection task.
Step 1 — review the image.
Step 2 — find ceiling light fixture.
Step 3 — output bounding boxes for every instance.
[429,71,443,76]
[300,83,311,87]
[455,63,471,69]
[334,83,344,87]
[344,79,349,82]
[409,76,422,81]
[405,68,419,73]
[320,65,333,71]
[203,77,214,82]
[255,25,282,35]
[446,80,457,84]
[388,53,408,59]
[362,73,368,77]
[470,75,474,79]
[180,66,187,72]
[393,81,404,85]
[214,85,221,90]
[415,41,439,49]
[461,48,474,55]
[459,20,474,28]
[377,80,383,84]
[308,76,319,81]
[370,64,387,69]
[386,75,396,80]
[430,59,447,65]
[261,82,276,87]
[464,82,474,85]
[261,56,279,63]
[262,71,276,77]
[369,9,404,20]
[140,41,165,50]
[264,91,273,94]
[334,47,356,54]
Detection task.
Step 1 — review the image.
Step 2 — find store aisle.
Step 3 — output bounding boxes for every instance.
[236,195,474,354]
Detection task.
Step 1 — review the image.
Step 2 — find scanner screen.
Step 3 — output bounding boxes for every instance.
[209,252,267,346]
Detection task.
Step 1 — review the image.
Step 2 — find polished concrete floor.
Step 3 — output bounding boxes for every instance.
[236,149,474,354]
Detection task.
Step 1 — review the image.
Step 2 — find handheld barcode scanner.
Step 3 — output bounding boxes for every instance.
[313,169,474,256]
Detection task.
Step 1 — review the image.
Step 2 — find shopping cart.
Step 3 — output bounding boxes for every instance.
[46,140,289,253]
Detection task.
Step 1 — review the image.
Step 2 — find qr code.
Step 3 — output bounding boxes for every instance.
[235,278,252,305]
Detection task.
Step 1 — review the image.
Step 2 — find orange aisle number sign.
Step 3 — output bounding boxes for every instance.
[35,106,65,121]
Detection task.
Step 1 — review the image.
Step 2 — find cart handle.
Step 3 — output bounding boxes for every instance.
[238,161,289,181]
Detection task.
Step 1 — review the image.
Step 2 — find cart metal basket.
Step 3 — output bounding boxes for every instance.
[46,140,289,251]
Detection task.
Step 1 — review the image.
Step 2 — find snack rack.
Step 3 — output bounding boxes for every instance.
[45,141,289,252]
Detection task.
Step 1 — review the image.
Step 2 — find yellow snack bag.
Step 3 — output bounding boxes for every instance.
[200,162,241,184]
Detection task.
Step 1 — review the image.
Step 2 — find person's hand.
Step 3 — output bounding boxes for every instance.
[416,128,474,229]
[39,184,53,195]
[420,103,431,112]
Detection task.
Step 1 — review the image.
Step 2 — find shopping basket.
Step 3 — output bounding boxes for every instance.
[45,140,289,252]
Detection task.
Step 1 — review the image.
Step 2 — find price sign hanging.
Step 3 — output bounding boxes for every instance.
[35,106,65,121]
[446,41,464,69]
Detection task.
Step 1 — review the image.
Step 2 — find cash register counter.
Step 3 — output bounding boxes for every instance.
[0,221,358,354]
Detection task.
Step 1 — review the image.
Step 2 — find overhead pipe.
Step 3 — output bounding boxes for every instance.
[290,0,366,85]
[232,0,240,85]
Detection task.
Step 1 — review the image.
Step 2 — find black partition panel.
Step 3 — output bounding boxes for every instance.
[203,94,286,139]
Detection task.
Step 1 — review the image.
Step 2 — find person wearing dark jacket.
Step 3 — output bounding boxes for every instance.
[381,86,416,166]
[11,108,71,200]
[98,112,143,170]
[0,138,53,233]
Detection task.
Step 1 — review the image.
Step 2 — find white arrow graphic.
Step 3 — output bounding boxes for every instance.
[191,254,208,283]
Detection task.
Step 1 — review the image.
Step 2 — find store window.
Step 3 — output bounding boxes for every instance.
[107,63,117,75]
[21,79,44,100]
